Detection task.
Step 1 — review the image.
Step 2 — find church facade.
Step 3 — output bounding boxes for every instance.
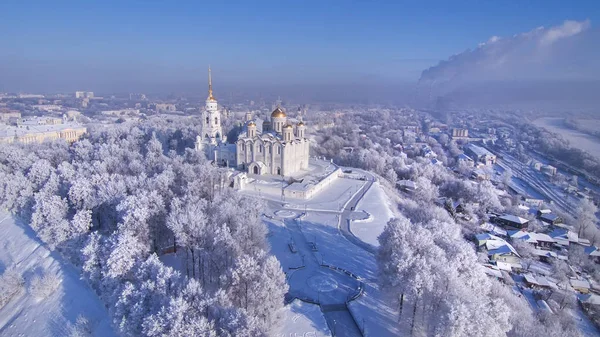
[195,69,309,177]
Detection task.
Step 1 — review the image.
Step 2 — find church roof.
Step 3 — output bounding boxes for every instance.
[271,107,286,118]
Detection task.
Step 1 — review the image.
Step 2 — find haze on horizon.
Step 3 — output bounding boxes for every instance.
[1,0,599,105]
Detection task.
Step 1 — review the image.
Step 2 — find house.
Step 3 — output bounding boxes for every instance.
[471,168,491,180]
[571,279,591,294]
[480,223,508,237]
[445,200,464,214]
[475,233,500,247]
[488,245,521,264]
[396,180,418,193]
[495,261,513,272]
[548,228,578,247]
[578,293,600,306]
[464,143,497,166]
[584,246,600,262]
[494,214,530,229]
[475,233,521,265]
[536,209,552,217]
[523,199,545,208]
[531,233,556,250]
[541,165,557,176]
[539,213,563,225]
[532,249,559,263]
[524,274,540,288]
[456,153,474,167]
[508,230,556,250]
[483,264,503,279]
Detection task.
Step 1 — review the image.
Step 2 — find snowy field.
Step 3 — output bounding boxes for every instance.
[270,299,331,337]
[350,181,395,247]
[0,212,115,337]
[533,117,600,159]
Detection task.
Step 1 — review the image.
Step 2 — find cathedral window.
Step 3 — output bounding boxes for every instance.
[215,117,218,124]
[206,117,209,124]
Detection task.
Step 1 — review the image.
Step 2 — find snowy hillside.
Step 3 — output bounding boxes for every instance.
[0,212,115,337]
[350,180,395,247]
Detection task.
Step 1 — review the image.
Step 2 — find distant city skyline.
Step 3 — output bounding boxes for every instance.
[1,0,598,95]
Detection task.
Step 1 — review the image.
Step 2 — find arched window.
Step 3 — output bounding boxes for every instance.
[277,146,281,155]
[215,117,218,124]
[216,132,220,138]
[205,134,209,139]
[206,117,209,124]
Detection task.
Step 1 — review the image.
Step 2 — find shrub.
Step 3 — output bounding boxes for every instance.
[29,271,61,299]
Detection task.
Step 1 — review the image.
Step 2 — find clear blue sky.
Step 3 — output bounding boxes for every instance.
[0,0,598,93]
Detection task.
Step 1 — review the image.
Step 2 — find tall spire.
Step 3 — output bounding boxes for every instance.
[208,66,215,101]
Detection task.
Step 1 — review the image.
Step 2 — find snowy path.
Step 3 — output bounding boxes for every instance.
[339,174,377,254]
[0,212,116,337]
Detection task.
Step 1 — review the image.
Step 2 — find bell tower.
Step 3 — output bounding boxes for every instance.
[201,66,223,144]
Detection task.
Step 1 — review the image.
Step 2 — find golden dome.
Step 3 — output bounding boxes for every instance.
[248,121,256,126]
[297,121,305,126]
[271,107,286,118]
[283,124,293,129]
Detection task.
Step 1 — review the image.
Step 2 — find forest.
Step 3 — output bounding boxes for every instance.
[0,117,287,337]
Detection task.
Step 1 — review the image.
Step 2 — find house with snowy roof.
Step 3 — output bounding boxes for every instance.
[548,228,579,247]
[456,153,474,167]
[584,246,600,262]
[494,214,529,229]
[578,293,600,306]
[508,230,556,250]
[396,179,418,193]
[539,213,562,225]
[480,222,508,237]
[571,279,591,294]
[475,233,521,264]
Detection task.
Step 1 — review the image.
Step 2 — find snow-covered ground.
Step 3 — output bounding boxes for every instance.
[350,181,395,247]
[244,177,365,213]
[271,299,332,337]
[0,212,115,337]
[533,117,600,159]
[298,212,401,336]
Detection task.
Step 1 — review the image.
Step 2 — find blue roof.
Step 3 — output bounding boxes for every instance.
[476,233,492,241]
[488,245,515,256]
[548,228,568,238]
[507,230,520,237]
[541,213,560,221]
[584,246,598,255]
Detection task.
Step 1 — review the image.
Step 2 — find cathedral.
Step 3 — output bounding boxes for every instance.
[195,69,309,177]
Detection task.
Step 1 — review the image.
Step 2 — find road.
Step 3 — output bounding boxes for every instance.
[338,175,377,254]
